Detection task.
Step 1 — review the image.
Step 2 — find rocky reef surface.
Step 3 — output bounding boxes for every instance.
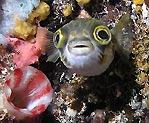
[0,0,149,123]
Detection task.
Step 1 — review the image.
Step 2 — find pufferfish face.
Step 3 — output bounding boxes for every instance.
[53,18,115,76]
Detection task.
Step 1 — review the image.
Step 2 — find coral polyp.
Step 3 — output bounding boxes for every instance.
[3,66,53,120]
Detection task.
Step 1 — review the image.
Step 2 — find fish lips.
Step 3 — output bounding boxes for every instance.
[67,40,94,55]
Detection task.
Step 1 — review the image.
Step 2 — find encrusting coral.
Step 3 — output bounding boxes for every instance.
[131,0,149,104]
[13,1,50,41]
[0,0,40,35]
[0,1,50,42]
[0,34,16,122]
[7,27,49,68]
[0,0,149,123]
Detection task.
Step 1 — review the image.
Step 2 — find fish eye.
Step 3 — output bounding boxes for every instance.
[97,30,109,40]
[93,26,111,45]
[54,29,64,48]
[55,32,60,44]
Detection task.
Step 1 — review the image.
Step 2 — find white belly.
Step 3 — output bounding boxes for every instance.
[62,44,114,76]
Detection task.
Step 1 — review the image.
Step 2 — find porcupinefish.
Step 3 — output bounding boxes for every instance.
[46,14,133,76]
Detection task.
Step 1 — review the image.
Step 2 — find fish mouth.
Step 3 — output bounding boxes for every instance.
[68,40,94,55]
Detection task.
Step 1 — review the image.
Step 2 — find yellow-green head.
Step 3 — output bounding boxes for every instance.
[47,14,133,76]
[52,18,114,76]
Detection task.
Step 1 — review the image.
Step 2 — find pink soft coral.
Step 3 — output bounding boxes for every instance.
[7,27,49,68]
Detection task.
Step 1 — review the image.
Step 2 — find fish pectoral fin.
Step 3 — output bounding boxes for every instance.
[46,49,59,62]
[111,13,134,61]
[46,31,60,62]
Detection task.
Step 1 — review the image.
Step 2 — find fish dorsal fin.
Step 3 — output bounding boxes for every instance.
[111,14,134,61]
[46,31,59,63]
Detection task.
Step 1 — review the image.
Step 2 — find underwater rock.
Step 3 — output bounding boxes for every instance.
[77,9,92,18]
[0,35,16,85]
[0,0,149,122]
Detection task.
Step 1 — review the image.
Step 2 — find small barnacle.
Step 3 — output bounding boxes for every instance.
[137,60,149,71]
[52,0,75,18]
[137,71,148,84]
[135,5,143,12]
[77,9,92,18]
[76,0,91,6]
[132,0,144,13]
[62,4,73,17]
[133,0,144,5]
